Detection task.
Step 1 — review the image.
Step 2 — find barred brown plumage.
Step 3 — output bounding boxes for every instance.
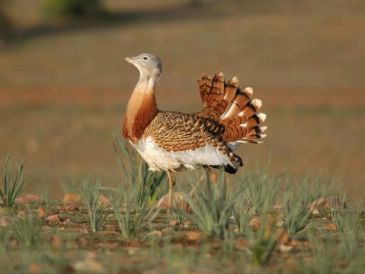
[123,53,267,209]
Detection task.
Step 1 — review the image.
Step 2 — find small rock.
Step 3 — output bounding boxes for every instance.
[311,208,320,217]
[61,218,71,226]
[291,239,305,247]
[63,203,79,211]
[249,216,261,231]
[161,226,174,235]
[324,223,337,231]
[50,235,62,250]
[0,216,11,227]
[310,196,346,212]
[73,258,104,273]
[276,219,284,227]
[183,220,191,227]
[273,203,283,210]
[104,224,115,231]
[63,193,81,204]
[28,262,41,274]
[15,194,40,204]
[37,207,46,218]
[17,211,27,219]
[276,229,289,244]
[184,231,202,242]
[169,220,178,226]
[127,247,140,255]
[235,238,248,250]
[46,214,61,225]
[279,244,293,252]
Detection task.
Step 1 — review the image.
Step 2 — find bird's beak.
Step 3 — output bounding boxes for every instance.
[124,57,134,64]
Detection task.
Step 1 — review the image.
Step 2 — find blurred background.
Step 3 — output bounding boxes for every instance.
[0,0,364,200]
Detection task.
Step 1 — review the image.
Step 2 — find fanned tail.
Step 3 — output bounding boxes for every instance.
[197,72,267,146]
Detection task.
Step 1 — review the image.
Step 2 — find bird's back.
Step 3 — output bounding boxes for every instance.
[144,111,222,151]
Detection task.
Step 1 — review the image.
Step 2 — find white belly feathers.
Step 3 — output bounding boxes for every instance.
[132,136,231,172]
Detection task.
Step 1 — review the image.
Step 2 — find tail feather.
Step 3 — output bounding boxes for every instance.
[197,72,267,145]
[221,87,252,120]
[198,72,227,121]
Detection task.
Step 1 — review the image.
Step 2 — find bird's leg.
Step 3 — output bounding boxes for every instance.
[189,166,212,197]
[167,170,176,209]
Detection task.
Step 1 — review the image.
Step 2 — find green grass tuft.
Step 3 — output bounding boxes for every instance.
[80,177,108,233]
[282,184,312,238]
[113,135,165,208]
[184,167,242,238]
[12,212,41,248]
[0,154,26,207]
[243,169,279,215]
[246,216,277,265]
[112,191,160,239]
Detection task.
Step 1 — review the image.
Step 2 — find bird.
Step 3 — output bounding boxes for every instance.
[122,53,267,208]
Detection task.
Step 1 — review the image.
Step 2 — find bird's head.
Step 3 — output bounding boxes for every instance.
[125,53,162,79]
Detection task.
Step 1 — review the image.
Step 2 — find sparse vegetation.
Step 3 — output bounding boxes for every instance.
[0,156,363,272]
[0,154,26,207]
[112,137,161,238]
[80,177,108,233]
[282,185,312,238]
[112,191,159,239]
[246,216,277,265]
[243,170,279,215]
[113,135,165,207]
[183,167,242,238]
[12,212,41,248]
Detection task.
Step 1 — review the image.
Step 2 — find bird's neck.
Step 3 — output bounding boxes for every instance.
[123,74,158,142]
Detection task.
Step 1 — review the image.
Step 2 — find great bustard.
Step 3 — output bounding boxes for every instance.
[123,53,267,208]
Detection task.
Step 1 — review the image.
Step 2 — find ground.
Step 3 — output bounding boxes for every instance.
[1,163,365,274]
[0,0,365,273]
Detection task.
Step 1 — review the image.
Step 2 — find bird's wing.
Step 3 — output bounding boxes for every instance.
[143,111,224,152]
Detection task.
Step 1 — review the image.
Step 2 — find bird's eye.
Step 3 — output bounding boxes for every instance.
[143,56,148,60]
